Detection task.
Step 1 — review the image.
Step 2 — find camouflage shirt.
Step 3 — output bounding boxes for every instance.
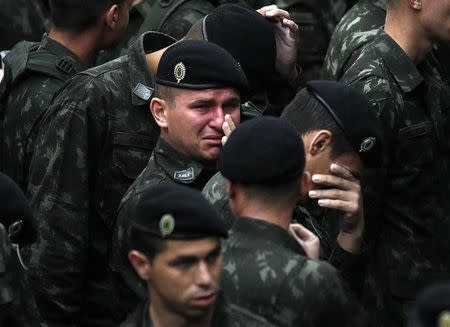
[203,172,365,295]
[0,0,50,50]
[0,224,42,327]
[111,138,217,318]
[1,34,84,191]
[340,30,450,326]
[119,294,275,327]
[28,32,174,327]
[97,0,215,64]
[222,216,368,326]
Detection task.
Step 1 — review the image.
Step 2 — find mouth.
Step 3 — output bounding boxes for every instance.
[191,292,217,307]
[202,136,223,146]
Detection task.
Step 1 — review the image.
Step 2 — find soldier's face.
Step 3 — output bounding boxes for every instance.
[147,238,223,318]
[164,88,241,163]
[419,0,450,42]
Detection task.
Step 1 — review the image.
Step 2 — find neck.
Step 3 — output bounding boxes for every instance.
[149,296,214,327]
[384,9,432,64]
[238,201,294,230]
[146,47,169,76]
[48,27,100,65]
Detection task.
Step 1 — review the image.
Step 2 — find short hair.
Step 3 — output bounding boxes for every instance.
[49,0,125,33]
[281,88,353,160]
[128,226,167,262]
[154,83,179,107]
[240,178,301,206]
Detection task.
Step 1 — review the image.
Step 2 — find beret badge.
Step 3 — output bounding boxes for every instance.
[174,62,186,83]
[359,137,376,153]
[159,214,175,237]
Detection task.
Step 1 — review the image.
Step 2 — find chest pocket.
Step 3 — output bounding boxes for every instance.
[112,132,155,180]
[396,121,435,166]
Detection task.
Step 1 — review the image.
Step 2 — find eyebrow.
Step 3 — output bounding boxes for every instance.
[170,244,222,264]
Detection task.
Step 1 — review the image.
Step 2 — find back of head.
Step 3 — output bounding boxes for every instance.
[49,0,125,33]
[0,173,36,246]
[196,4,277,93]
[281,81,385,169]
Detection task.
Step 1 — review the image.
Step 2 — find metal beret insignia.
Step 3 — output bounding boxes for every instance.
[174,62,186,83]
[359,137,376,153]
[439,311,450,327]
[159,214,175,237]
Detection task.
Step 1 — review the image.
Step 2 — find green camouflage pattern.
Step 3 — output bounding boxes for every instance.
[323,0,386,80]
[1,34,84,191]
[27,32,175,327]
[222,216,368,326]
[340,30,450,326]
[0,224,42,327]
[119,295,276,327]
[111,138,216,319]
[0,0,50,50]
[203,172,365,295]
[97,0,214,64]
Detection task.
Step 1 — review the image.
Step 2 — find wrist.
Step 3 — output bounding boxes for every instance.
[337,231,363,254]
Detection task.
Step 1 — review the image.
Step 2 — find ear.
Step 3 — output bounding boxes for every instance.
[128,250,153,281]
[409,0,422,10]
[105,4,120,30]
[299,171,312,200]
[150,97,168,128]
[308,130,332,157]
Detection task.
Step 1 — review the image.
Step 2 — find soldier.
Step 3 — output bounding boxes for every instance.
[217,116,368,326]
[121,182,274,326]
[339,0,450,325]
[203,81,384,296]
[112,39,248,317]
[0,0,50,50]
[27,4,296,326]
[0,173,40,327]
[0,0,134,191]
[97,0,216,64]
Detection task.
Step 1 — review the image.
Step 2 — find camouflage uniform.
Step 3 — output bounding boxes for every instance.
[119,295,275,327]
[0,0,50,50]
[97,0,215,64]
[222,216,368,326]
[340,30,450,326]
[111,138,217,317]
[202,172,365,295]
[0,34,84,191]
[28,32,175,327]
[0,224,42,327]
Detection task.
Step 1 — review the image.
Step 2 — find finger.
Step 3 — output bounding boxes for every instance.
[256,5,279,15]
[317,199,358,213]
[308,189,355,202]
[312,174,359,191]
[221,135,228,146]
[290,224,315,241]
[260,7,290,20]
[222,121,232,138]
[224,114,236,132]
[330,163,358,181]
[281,18,299,32]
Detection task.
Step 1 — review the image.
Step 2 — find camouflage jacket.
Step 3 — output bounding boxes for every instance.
[0,224,42,327]
[97,0,214,64]
[0,34,84,191]
[111,138,217,319]
[119,295,275,327]
[323,0,386,80]
[222,216,368,326]
[203,172,365,296]
[340,30,450,326]
[0,0,50,50]
[28,32,174,327]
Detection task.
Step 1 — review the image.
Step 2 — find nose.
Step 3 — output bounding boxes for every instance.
[196,261,213,287]
[208,106,225,130]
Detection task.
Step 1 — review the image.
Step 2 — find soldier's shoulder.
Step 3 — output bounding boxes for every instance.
[224,302,276,327]
[81,55,129,79]
[202,172,227,205]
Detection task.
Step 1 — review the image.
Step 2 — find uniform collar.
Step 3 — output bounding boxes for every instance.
[127,31,176,106]
[153,138,209,185]
[40,34,85,72]
[231,217,304,254]
[375,31,424,93]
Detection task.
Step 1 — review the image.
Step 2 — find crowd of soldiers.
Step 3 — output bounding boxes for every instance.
[1,0,450,326]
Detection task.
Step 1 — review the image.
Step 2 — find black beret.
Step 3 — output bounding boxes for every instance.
[156,40,248,95]
[0,173,36,245]
[408,281,450,327]
[306,80,384,168]
[132,182,228,239]
[203,4,277,93]
[220,117,305,184]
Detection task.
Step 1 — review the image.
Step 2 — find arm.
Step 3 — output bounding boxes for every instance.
[28,86,105,325]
